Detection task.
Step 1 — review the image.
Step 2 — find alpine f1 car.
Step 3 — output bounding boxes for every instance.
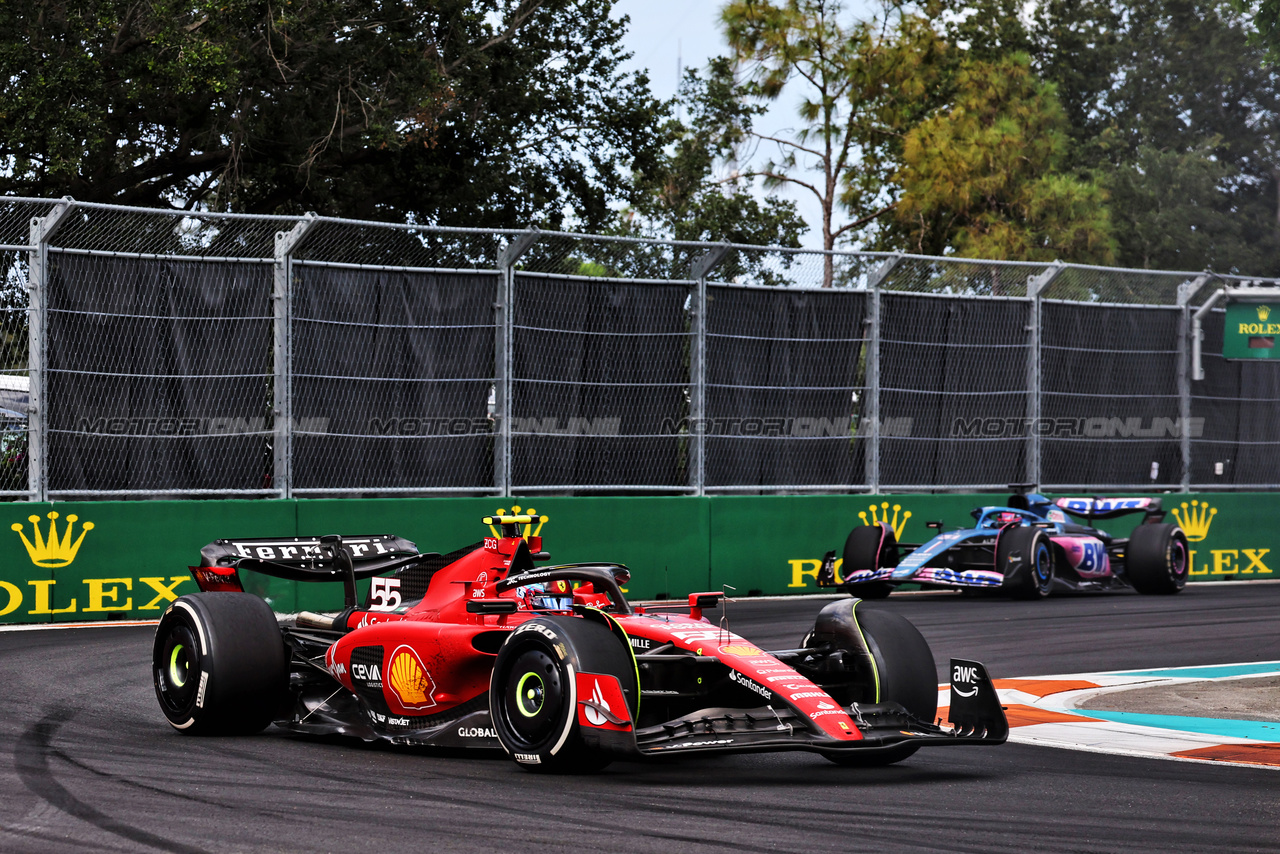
[153,510,1007,772]
[824,486,1189,601]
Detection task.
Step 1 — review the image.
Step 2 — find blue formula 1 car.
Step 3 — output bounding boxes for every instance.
[820,485,1189,600]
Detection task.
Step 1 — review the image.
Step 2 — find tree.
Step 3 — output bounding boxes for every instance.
[941,0,1121,156]
[1101,0,1280,273]
[621,59,806,251]
[0,0,667,231]
[720,0,948,284]
[942,0,1280,275]
[891,54,1115,263]
[1105,143,1240,270]
[1243,0,1280,65]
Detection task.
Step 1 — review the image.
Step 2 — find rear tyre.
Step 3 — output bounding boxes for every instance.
[1127,523,1189,595]
[998,527,1054,600]
[807,601,937,766]
[153,593,287,735]
[490,616,637,773]
[841,524,898,599]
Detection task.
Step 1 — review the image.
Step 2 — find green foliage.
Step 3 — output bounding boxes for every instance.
[718,0,949,283]
[1105,143,1236,271]
[617,59,806,282]
[892,54,1115,263]
[1240,0,1280,65]
[942,0,1121,153]
[1098,0,1280,273]
[0,0,667,231]
[940,0,1280,275]
[638,62,805,241]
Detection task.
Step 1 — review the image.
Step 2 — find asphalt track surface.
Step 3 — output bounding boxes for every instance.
[2,584,1279,854]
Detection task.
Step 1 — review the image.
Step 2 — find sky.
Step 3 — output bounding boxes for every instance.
[611,0,829,249]
[613,0,724,101]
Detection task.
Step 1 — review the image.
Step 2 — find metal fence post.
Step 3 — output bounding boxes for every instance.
[689,245,730,496]
[497,230,540,496]
[1025,263,1063,488]
[863,255,900,492]
[1178,275,1211,492]
[273,214,317,500]
[26,197,75,502]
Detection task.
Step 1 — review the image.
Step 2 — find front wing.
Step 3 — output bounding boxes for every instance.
[628,658,1007,758]
[277,652,1007,760]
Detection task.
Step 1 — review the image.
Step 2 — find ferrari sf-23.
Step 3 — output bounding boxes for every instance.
[825,486,1189,600]
[152,510,1007,772]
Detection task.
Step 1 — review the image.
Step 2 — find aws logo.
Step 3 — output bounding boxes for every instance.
[858,502,911,540]
[12,512,94,567]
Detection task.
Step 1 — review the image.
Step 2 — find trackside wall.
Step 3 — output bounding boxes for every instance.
[0,494,1268,624]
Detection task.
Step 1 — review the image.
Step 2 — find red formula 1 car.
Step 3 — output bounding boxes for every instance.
[153,511,1007,772]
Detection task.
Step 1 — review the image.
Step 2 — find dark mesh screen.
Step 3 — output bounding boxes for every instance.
[879,294,1029,487]
[510,275,690,488]
[705,285,866,488]
[46,253,272,492]
[292,266,495,491]
[1041,302,1181,487]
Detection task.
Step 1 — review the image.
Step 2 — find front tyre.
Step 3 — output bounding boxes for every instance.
[490,616,637,773]
[807,601,937,766]
[1127,523,1189,595]
[841,524,898,599]
[152,593,287,735]
[998,527,1054,600]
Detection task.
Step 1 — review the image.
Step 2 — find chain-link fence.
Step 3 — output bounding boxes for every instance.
[6,196,1280,499]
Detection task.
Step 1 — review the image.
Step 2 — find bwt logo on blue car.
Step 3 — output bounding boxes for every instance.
[1057,498,1150,514]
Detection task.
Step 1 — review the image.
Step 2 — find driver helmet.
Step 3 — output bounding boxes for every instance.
[517,579,573,611]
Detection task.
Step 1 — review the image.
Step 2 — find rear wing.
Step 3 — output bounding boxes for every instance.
[191,535,425,605]
[1054,497,1165,522]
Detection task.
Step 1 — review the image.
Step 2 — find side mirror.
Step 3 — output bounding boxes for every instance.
[466,599,518,614]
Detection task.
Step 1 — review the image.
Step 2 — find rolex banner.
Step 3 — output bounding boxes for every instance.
[0,494,1271,624]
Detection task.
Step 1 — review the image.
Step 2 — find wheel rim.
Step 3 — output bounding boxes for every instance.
[515,670,545,718]
[1170,539,1188,581]
[169,644,189,688]
[1033,541,1052,591]
[156,622,200,714]
[501,648,563,747]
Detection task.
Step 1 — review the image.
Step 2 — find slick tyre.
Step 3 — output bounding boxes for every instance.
[841,524,898,599]
[808,601,937,766]
[490,616,638,774]
[1127,523,1190,595]
[998,527,1054,600]
[153,593,287,735]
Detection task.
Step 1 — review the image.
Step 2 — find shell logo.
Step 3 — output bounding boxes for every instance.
[388,645,438,711]
[720,644,763,657]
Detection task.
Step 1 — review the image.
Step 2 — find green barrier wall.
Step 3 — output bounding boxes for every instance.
[0,493,1270,623]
